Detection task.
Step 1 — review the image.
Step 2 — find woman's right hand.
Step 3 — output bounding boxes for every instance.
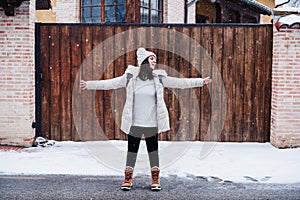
[80,80,87,90]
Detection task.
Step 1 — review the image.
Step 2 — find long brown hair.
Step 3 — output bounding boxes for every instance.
[138,57,153,81]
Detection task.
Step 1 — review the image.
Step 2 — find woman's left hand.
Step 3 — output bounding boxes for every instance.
[203,77,212,85]
[80,80,87,90]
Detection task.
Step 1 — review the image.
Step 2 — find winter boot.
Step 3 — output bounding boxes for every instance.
[121,166,133,191]
[151,166,161,191]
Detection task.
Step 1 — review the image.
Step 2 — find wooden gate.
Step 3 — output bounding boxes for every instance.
[35,24,272,142]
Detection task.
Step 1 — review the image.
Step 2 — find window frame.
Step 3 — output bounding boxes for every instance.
[140,0,163,24]
[81,0,126,23]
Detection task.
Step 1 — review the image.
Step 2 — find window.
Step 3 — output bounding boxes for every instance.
[81,0,126,23]
[140,0,162,23]
[223,8,241,23]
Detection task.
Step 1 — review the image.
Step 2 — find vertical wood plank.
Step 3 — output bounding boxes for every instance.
[70,26,83,141]
[113,26,127,140]
[264,26,272,142]
[49,26,61,141]
[179,26,191,141]
[172,26,183,141]
[190,26,201,141]
[168,26,179,141]
[255,26,265,142]
[243,26,255,142]
[233,27,245,142]
[197,26,204,141]
[81,26,94,141]
[102,26,115,140]
[60,26,72,141]
[92,26,105,141]
[40,25,51,139]
[222,26,235,142]
[136,25,148,49]
[200,26,212,141]
[125,26,137,66]
[157,28,169,141]
[211,26,224,142]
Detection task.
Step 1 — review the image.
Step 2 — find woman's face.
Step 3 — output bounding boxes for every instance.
[148,56,157,69]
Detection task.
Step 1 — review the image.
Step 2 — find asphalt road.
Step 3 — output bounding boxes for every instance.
[0,175,300,200]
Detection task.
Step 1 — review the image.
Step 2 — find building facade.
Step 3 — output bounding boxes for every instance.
[35,0,273,24]
[2,0,300,148]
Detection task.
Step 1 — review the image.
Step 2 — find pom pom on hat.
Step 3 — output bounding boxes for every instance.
[136,48,156,66]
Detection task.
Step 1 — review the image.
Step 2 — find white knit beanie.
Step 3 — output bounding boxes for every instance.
[136,48,157,66]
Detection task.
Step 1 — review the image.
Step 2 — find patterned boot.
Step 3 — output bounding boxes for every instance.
[121,166,133,191]
[151,166,161,191]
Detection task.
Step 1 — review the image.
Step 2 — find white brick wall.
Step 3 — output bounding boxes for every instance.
[164,0,195,23]
[271,28,300,148]
[0,1,35,147]
[187,2,195,23]
[165,0,185,23]
[52,0,80,23]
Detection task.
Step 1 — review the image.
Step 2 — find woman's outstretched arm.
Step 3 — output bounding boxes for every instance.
[162,76,211,89]
[80,74,127,90]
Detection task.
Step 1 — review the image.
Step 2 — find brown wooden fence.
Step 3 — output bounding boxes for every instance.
[35,24,272,142]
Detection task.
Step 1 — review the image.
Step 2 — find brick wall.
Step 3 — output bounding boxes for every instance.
[271,28,300,148]
[0,1,35,147]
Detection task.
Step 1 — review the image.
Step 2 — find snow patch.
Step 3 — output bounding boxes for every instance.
[0,141,300,184]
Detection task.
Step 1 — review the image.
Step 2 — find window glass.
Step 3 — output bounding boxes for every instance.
[105,0,115,5]
[151,9,158,23]
[158,8,162,22]
[92,0,100,5]
[158,0,162,10]
[105,6,115,22]
[82,0,90,6]
[82,7,91,23]
[141,8,149,23]
[81,0,125,23]
[141,0,149,7]
[92,6,101,23]
[140,0,162,23]
[151,0,158,10]
[116,5,125,22]
[116,0,125,4]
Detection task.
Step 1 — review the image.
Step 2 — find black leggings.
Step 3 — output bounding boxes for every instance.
[126,126,159,168]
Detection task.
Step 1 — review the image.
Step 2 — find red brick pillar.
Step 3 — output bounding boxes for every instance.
[0,1,36,147]
[271,27,300,148]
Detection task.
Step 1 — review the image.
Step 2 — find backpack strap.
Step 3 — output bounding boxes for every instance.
[158,75,164,87]
[126,73,133,87]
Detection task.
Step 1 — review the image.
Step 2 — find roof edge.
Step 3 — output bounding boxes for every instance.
[239,0,273,15]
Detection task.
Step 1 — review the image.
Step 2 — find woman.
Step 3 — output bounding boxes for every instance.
[80,48,211,191]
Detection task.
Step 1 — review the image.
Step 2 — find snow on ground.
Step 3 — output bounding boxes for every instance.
[0,141,300,184]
